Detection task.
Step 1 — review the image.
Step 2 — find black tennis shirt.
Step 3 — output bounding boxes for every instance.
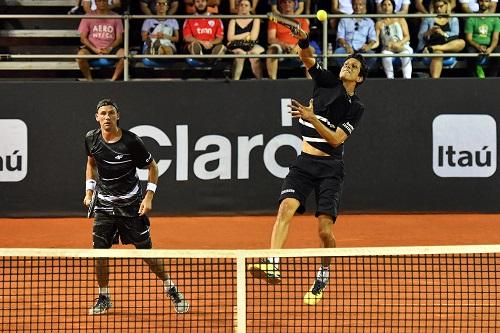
[300,62,365,158]
[85,128,153,216]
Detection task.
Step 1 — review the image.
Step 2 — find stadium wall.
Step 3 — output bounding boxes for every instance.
[0,79,498,217]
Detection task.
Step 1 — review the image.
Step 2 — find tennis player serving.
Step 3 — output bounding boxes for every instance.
[249,26,368,305]
[83,99,189,315]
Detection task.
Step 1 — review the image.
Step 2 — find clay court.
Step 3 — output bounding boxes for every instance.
[0,214,498,332]
[1,214,499,249]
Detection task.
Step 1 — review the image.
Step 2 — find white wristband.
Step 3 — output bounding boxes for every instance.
[146,182,157,193]
[85,179,96,191]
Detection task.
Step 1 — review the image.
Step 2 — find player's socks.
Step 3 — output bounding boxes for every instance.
[316,265,330,283]
[268,257,279,265]
[248,258,281,284]
[163,279,175,290]
[303,266,330,305]
[98,286,110,297]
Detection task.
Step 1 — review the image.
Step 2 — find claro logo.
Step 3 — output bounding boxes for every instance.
[433,114,496,178]
[130,125,301,181]
[130,98,300,181]
[0,119,28,182]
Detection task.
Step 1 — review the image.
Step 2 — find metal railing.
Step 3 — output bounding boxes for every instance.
[0,12,499,80]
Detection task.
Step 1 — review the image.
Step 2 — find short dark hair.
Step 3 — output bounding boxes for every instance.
[346,53,368,86]
[96,99,119,113]
[381,0,396,12]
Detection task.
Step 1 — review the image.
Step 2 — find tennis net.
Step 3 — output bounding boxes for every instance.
[0,245,498,332]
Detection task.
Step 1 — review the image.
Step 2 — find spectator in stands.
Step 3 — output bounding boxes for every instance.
[332,0,354,14]
[271,0,305,14]
[417,0,465,78]
[415,0,457,13]
[141,0,180,55]
[227,0,265,79]
[69,0,85,14]
[329,0,354,33]
[77,0,125,81]
[373,0,413,78]
[460,0,496,12]
[414,0,433,13]
[334,0,377,70]
[83,0,122,13]
[140,0,179,15]
[183,0,226,59]
[229,0,265,13]
[184,0,220,14]
[266,0,310,79]
[376,0,410,12]
[464,0,500,77]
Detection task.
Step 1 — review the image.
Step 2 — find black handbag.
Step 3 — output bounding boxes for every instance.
[426,33,459,46]
[227,40,257,52]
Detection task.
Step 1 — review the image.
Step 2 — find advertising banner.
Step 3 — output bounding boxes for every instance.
[0,79,498,216]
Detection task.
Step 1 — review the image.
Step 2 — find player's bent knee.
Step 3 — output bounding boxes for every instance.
[278,198,300,215]
[318,229,334,241]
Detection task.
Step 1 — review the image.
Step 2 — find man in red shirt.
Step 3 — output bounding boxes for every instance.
[77,0,124,81]
[183,0,226,57]
[266,0,310,79]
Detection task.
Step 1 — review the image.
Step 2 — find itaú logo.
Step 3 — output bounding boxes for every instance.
[129,124,301,181]
[432,114,497,178]
[0,119,28,182]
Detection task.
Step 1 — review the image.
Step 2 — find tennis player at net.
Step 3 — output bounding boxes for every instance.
[249,26,368,305]
[83,99,189,315]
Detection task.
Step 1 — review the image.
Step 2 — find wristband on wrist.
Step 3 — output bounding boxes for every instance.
[297,36,310,49]
[85,179,96,191]
[146,182,157,193]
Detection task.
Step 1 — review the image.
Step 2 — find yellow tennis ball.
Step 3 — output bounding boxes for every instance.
[316,9,328,22]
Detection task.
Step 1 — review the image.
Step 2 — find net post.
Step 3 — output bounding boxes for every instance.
[236,253,247,333]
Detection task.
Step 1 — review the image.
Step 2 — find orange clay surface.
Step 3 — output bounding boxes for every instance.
[0,215,498,333]
[0,214,498,249]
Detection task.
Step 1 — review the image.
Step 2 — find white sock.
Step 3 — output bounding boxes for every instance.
[268,257,279,266]
[316,266,330,283]
[98,286,110,296]
[164,279,175,291]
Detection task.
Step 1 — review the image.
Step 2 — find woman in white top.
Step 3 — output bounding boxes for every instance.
[373,0,413,78]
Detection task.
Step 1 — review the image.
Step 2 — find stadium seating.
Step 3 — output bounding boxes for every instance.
[0,1,483,79]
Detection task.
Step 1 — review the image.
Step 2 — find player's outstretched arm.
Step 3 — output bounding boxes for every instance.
[291,28,315,70]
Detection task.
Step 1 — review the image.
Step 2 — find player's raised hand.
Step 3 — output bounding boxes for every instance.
[290,26,308,41]
[289,99,314,122]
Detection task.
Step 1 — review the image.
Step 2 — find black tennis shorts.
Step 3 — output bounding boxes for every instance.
[279,152,345,219]
[93,213,152,249]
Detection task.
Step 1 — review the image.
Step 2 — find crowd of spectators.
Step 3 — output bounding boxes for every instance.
[67,0,499,80]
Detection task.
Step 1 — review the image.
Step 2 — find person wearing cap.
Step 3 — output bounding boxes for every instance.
[84,99,190,315]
